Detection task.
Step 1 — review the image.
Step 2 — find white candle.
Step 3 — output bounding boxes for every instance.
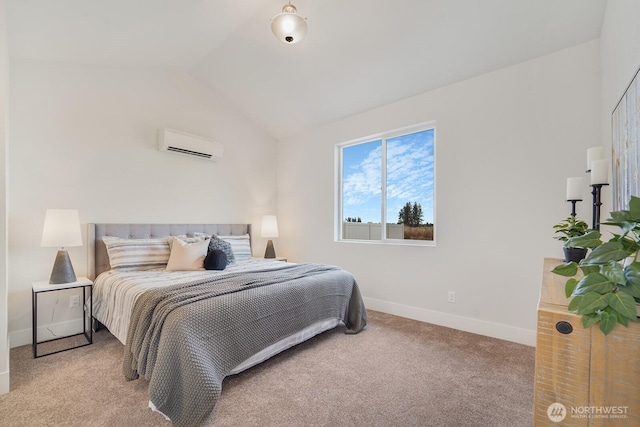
[566,177,583,200]
[590,159,609,184]
[587,147,605,171]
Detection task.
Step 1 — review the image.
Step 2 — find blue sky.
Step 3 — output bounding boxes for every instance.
[342,129,434,224]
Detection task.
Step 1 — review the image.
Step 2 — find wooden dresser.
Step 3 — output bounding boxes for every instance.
[534,258,640,426]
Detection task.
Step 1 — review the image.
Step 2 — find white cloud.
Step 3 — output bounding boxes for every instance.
[343,145,381,206]
[386,138,434,205]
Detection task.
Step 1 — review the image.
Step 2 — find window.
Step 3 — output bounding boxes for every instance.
[337,123,435,244]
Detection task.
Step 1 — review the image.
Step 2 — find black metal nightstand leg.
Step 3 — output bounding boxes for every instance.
[32,290,37,358]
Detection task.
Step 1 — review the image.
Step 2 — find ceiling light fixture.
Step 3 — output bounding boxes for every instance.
[271,1,307,44]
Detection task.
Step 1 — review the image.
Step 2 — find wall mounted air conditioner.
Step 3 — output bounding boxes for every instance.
[159,128,224,161]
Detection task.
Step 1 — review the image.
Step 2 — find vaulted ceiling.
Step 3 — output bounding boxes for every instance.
[6,0,608,139]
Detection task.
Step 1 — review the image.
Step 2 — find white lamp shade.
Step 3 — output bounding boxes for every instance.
[271,3,307,44]
[41,209,83,248]
[261,215,279,238]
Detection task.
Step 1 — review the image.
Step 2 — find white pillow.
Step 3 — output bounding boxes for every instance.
[103,236,171,271]
[218,234,252,261]
[165,236,209,271]
[169,234,209,249]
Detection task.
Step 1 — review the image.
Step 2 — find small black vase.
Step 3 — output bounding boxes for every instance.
[563,247,587,263]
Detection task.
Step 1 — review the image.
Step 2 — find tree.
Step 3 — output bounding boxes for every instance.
[398,203,410,225]
[398,202,423,227]
[411,202,423,227]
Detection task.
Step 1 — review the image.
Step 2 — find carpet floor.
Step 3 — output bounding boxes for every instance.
[0,310,535,426]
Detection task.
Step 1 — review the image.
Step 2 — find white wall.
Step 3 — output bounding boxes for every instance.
[600,0,640,216]
[0,0,9,395]
[8,59,278,346]
[277,41,602,345]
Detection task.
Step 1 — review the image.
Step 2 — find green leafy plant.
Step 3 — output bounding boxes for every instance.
[552,195,640,335]
[552,216,589,243]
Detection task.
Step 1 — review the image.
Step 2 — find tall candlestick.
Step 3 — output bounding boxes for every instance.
[587,147,605,171]
[566,177,583,200]
[591,159,609,185]
[591,184,608,230]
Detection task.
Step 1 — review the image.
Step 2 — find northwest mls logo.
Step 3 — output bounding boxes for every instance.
[548,402,567,422]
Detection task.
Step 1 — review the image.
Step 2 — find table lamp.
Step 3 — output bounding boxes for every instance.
[41,209,82,284]
[261,215,279,258]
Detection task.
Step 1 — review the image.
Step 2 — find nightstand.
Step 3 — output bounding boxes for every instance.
[32,277,93,358]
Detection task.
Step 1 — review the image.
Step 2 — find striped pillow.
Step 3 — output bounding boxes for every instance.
[219,234,252,261]
[102,236,171,271]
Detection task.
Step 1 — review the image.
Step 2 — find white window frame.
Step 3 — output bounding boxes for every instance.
[335,122,436,246]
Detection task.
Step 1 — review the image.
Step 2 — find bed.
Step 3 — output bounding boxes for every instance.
[88,223,367,427]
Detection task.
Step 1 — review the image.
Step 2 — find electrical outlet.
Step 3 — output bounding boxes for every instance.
[70,295,79,308]
[447,291,456,303]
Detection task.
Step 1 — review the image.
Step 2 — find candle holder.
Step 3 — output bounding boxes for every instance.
[566,199,581,217]
[591,184,609,230]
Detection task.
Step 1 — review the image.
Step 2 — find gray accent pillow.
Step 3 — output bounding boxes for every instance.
[208,236,235,265]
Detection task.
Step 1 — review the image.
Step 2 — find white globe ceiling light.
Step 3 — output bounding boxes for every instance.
[271,2,307,44]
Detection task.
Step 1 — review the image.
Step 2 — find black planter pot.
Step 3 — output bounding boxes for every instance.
[563,247,588,263]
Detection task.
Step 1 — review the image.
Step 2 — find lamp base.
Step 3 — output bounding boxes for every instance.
[49,249,77,284]
[264,240,276,259]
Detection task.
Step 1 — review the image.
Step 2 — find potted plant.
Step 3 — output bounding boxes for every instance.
[553,215,589,262]
[552,195,640,335]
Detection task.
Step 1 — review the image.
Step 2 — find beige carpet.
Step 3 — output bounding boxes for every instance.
[0,310,535,426]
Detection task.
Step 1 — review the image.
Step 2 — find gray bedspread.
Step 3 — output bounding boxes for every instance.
[123,262,367,427]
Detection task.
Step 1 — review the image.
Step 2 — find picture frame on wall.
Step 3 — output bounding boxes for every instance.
[612,65,640,211]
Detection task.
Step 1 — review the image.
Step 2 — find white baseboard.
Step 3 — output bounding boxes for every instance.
[9,318,85,349]
[0,342,8,394]
[364,297,536,347]
[0,369,8,395]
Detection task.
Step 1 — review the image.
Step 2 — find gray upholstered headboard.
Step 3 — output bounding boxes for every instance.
[88,223,251,279]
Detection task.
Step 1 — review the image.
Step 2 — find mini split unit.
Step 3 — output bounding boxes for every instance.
[159,128,224,161]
